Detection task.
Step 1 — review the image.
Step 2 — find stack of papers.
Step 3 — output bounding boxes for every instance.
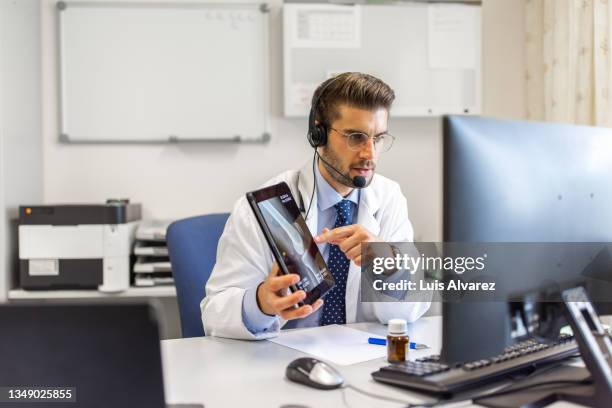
[132,220,174,287]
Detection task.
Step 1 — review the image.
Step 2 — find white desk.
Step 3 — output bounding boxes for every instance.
[161,316,586,408]
[159,316,559,408]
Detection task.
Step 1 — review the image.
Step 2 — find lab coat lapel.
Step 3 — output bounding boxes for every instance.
[346,179,381,323]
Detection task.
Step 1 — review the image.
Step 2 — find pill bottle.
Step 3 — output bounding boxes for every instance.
[387,318,409,363]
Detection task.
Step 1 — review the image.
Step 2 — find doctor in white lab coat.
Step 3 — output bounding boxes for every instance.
[201,73,431,340]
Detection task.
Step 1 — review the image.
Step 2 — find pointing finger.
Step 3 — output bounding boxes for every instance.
[315,225,356,243]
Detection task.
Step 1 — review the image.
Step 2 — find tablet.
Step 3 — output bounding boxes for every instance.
[246,182,335,306]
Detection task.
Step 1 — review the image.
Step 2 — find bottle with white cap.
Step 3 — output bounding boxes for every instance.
[387,318,409,363]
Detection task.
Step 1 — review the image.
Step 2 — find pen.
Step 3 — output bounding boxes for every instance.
[368,337,429,349]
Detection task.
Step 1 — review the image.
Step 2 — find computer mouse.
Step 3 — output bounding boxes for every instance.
[285,357,344,390]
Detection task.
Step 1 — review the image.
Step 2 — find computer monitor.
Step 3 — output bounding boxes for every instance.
[441,115,612,363]
[0,303,168,408]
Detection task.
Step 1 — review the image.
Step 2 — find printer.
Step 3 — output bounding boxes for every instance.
[18,201,141,292]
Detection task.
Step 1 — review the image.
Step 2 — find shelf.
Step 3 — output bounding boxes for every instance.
[8,286,176,300]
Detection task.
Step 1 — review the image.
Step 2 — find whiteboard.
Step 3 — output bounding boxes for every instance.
[58,2,270,142]
[283,2,481,117]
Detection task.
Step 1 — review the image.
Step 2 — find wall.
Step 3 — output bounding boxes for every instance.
[1,0,43,299]
[482,0,526,120]
[40,0,525,243]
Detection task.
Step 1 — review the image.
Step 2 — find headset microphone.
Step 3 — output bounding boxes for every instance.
[353,175,366,188]
[316,151,367,189]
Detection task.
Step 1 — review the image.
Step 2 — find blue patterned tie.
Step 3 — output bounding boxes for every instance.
[321,199,355,325]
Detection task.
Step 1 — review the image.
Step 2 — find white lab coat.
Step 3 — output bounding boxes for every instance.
[201,161,431,340]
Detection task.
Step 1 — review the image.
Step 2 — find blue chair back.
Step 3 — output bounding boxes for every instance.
[167,213,229,338]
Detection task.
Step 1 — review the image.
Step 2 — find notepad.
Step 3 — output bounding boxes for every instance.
[268,325,387,366]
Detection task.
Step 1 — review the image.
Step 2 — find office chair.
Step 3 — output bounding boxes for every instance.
[167,213,229,338]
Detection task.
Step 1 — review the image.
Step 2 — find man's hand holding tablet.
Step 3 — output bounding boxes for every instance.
[256,263,324,319]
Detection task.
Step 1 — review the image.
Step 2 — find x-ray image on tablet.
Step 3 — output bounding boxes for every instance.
[246,182,335,306]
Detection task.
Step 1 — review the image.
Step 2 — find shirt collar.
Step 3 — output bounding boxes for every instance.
[314,161,360,211]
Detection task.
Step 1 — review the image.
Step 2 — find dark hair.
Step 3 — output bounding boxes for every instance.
[311,72,395,126]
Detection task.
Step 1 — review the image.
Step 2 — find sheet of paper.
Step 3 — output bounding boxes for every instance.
[290,82,317,111]
[428,4,478,70]
[288,4,361,49]
[268,325,386,366]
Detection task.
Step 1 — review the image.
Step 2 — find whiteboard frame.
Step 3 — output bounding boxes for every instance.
[57,1,271,144]
[282,1,481,118]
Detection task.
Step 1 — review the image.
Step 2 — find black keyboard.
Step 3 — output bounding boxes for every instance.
[371,334,578,396]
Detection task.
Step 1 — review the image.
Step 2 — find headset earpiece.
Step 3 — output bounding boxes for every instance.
[307,76,339,148]
[308,123,328,148]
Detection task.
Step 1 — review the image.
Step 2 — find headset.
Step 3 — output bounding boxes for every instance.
[302,75,366,221]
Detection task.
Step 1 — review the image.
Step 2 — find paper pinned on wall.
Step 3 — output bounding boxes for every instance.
[268,324,386,366]
[428,4,478,70]
[289,4,361,49]
[290,82,318,111]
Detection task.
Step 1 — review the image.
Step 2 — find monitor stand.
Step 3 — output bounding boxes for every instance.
[476,286,611,408]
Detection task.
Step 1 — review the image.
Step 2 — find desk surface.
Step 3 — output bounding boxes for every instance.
[160,317,583,408]
[8,286,176,299]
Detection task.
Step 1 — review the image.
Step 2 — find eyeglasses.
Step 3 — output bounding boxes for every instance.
[329,127,395,153]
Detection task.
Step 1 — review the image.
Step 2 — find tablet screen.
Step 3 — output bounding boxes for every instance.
[256,190,333,295]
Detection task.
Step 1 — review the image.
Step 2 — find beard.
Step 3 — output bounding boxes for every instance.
[319,146,376,188]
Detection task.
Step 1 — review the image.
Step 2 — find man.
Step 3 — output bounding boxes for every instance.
[201,72,430,339]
